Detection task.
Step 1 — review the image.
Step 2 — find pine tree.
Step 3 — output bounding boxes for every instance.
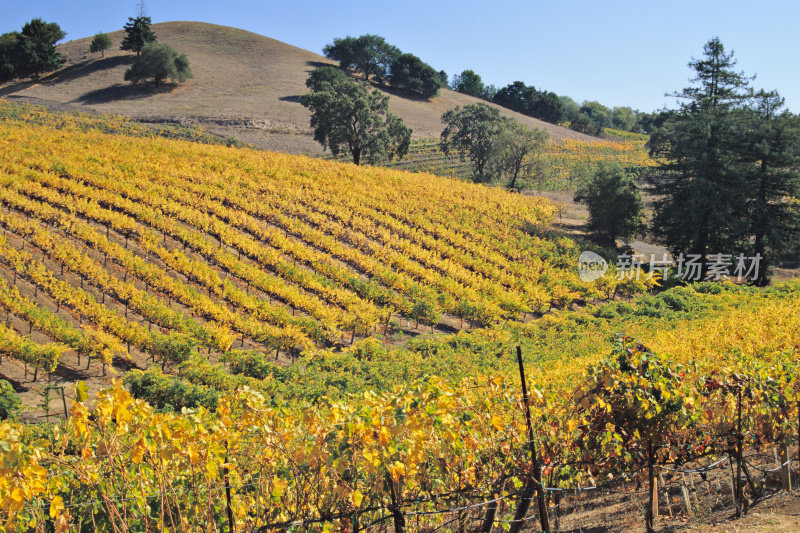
[120,16,156,56]
[741,91,800,285]
[15,19,66,79]
[648,37,754,271]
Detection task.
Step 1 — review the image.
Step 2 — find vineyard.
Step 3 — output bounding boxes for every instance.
[0,101,625,373]
[1,283,798,532]
[0,102,798,532]
[324,133,656,190]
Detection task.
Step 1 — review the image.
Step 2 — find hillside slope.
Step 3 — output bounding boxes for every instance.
[0,21,598,154]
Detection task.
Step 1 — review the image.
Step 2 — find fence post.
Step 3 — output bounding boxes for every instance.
[479,495,498,533]
[681,473,693,516]
[509,482,535,533]
[658,472,671,518]
[727,458,737,510]
[780,446,792,491]
[649,457,658,527]
[223,443,235,533]
[511,346,550,533]
[59,387,69,419]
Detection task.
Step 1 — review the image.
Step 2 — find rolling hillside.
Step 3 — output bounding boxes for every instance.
[0,21,599,154]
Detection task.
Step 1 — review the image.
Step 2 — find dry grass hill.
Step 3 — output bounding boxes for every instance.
[0,21,599,154]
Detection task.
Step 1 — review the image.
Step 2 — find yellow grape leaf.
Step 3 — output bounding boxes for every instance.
[49,495,64,519]
[352,489,363,507]
[272,478,288,499]
[130,439,146,464]
[10,486,24,503]
[490,415,504,431]
[186,444,201,465]
[206,460,219,480]
[387,461,406,481]
[379,426,390,447]
[75,381,88,403]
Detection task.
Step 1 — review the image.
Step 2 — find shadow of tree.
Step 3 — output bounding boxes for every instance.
[372,81,436,103]
[0,376,28,393]
[0,80,35,97]
[74,82,181,104]
[305,60,334,70]
[40,55,134,85]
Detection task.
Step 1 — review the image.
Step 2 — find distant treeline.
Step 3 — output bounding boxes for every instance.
[322,35,662,136]
[450,69,663,135]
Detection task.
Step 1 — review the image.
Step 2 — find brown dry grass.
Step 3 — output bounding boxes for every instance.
[1,21,599,155]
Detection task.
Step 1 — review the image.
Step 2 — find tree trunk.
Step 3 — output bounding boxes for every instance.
[752,158,769,286]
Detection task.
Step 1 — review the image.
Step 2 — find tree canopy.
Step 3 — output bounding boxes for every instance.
[0,19,66,81]
[124,43,192,87]
[323,34,400,82]
[90,33,112,57]
[451,70,485,98]
[440,103,508,183]
[739,90,800,284]
[649,37,754,269]
[301,71,412,165]
[389,53,441,98]
[489,122,549,190]
[120,16,156,55]
[0,32,20,82]
[492,81,565,124]
[574,163,646,246]
[648,37,800,284]
[305,65,352,92]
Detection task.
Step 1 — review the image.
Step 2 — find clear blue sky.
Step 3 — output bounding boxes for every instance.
[4,0,799,112]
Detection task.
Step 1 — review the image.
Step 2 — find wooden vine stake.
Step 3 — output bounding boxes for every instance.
[681,472,693,516]
[646,439,656,533]
[510,346,550,533]
[658,472,672,518]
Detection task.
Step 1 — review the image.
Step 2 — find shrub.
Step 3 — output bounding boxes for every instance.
[0,379,21,420]
[574,162,646,246]
[124,43,192,87]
